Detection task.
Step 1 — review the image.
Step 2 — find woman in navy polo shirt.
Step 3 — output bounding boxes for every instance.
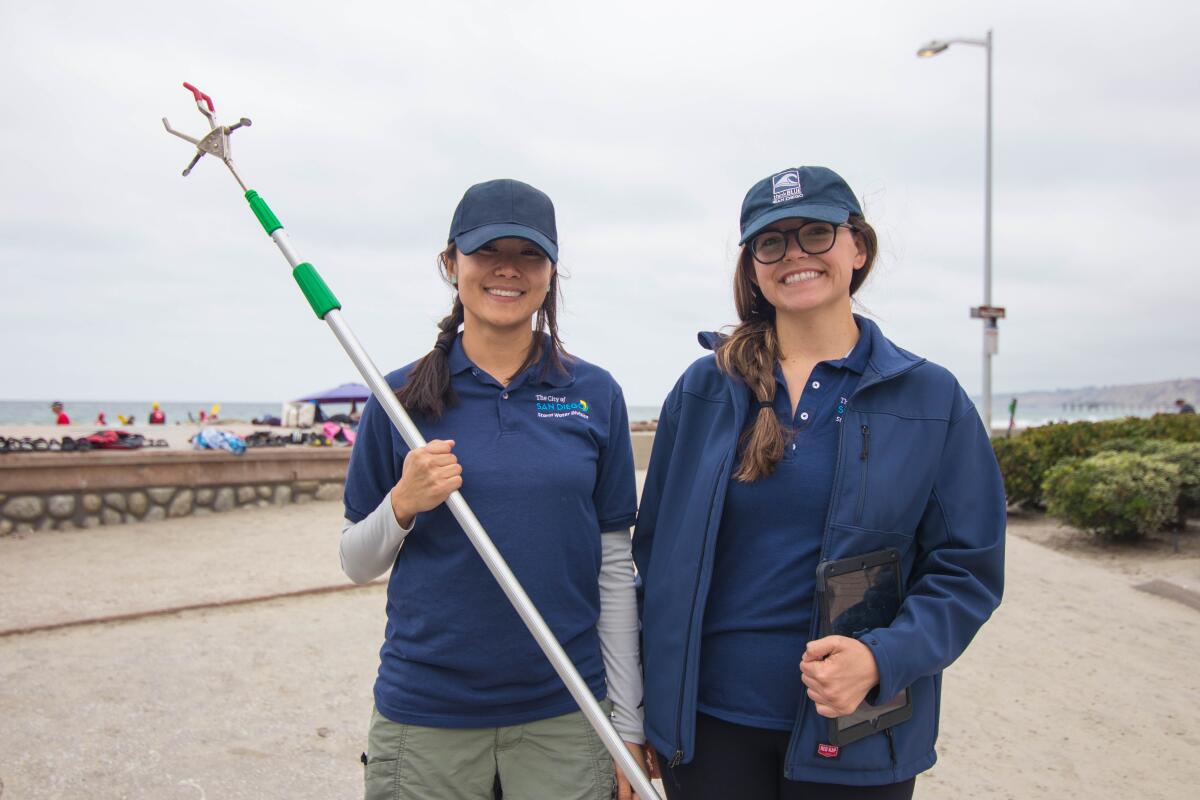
[634,166,1006,799]
[340,179,649,800]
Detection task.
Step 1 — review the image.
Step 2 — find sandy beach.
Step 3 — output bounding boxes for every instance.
[0,422,332,452]
[1,494,1198,798]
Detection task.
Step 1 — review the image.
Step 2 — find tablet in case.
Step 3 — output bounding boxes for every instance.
[815,548,913,746]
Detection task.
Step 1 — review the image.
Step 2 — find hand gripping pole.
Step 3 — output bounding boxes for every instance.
[163,83,658,800]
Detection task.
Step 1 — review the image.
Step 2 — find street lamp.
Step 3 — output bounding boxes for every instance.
[917,30,1002,434]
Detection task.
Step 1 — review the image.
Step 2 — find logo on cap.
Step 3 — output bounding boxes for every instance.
[772,170,804,205]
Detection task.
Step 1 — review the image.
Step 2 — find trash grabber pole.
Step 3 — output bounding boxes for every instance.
[163,83,659,800]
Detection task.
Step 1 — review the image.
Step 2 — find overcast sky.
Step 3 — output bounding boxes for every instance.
[3,0,1197,408]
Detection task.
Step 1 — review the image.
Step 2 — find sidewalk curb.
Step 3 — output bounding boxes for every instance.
[1135,578,1200,613]
[0,579,385,638]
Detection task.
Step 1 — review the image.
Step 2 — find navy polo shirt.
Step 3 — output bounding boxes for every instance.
[343,334,637,728]
[698,325,871,730]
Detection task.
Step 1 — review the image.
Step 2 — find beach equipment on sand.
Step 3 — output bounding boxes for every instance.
[280,401,316,428]
[162,83,658,799]
[192,427,246,454]
[84,430,149,450]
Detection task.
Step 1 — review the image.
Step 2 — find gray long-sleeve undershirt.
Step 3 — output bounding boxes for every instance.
[339,498,645,743]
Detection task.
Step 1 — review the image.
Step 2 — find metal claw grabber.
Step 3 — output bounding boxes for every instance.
[162,82,252,190]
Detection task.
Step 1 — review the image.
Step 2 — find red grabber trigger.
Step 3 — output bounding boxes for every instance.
[161,81,252,190]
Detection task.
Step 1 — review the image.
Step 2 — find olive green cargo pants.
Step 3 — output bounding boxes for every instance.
[364,702,616,800]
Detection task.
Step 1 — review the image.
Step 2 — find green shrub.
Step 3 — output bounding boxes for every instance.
[993,420,1107,507]
[1042,452,1180,539]
[991,435,1042,506]
[1097,439,1200,524]
[993,413,1200,507]
[1142,412,1200,443]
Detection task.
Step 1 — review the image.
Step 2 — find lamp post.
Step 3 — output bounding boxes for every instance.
[918,30,1001,433]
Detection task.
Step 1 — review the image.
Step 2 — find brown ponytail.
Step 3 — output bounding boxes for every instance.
[395,244,571,420]
[716,213,878,481]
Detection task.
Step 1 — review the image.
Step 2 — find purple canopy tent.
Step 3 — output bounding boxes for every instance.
[294,383,371,404]
[292,383,371,424]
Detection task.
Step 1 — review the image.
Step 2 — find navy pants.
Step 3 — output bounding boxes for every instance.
[660,713,916,800]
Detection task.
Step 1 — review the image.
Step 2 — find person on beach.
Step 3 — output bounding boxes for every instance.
[340,179,648,800]
[1176,398,1195,414]
[148,402,166,424]
[633,166,1006,799]
[50,401,69,425]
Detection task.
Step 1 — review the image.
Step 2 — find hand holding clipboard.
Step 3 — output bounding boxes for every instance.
[806,548,913,746]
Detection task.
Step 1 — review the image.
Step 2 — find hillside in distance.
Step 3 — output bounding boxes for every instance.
[997,378,1200,410]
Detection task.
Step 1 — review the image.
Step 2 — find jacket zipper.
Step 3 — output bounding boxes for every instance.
[785,405,850,771]
[885,728,897,766]
[855,424,870,524]
[671,452,731,768]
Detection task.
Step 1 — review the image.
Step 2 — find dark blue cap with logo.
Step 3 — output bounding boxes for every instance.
[739,166,863,244]
[448,178,558,263]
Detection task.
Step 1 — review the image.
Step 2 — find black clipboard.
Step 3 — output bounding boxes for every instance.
[814,548,912,746]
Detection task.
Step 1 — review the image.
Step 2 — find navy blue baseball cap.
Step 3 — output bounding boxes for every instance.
[739,166,863,244]
[448,179,558,263]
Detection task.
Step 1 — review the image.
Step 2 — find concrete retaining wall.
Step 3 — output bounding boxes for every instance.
[0,431,658,536]
[0,449,351,535]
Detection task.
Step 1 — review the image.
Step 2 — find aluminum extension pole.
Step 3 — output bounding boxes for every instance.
[245,200,659,799]
[164,82,656,795]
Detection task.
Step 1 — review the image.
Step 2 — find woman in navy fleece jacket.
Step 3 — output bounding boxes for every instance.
[634,166,1005,799]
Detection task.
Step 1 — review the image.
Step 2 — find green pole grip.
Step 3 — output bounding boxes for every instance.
[245,190,282,235]
[293,262,342,319]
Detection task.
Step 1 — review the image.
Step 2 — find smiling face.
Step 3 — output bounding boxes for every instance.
[749,218,866,317]
[445,237,554,336]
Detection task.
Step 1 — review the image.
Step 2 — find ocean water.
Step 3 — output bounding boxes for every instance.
[0,400,287,426]
[627,405,662,423]
[0,400,1174,427]
[989,404,1176,428]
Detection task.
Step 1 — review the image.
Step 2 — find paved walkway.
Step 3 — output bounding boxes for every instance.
[1,504,1198,798]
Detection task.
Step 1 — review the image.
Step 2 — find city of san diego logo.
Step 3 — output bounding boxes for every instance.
[772,169,804,205]
[535,394,590,420]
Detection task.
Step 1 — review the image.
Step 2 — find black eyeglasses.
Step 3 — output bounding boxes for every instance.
[748,221,852,264]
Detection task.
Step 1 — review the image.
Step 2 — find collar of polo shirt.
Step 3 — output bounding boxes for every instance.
[830,320,872,375]
[446,333,575,388]
[774,317,872,378]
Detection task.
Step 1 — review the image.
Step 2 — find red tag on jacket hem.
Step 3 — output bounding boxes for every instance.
[817,743,840,759]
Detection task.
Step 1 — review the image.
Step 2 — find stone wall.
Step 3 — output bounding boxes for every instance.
[0,480,345,535]
[0,448,350,536]
[0,432,658,536]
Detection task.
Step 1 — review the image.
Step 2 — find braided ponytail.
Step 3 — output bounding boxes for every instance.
[395,247,466,420]
[715,263,787,480]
